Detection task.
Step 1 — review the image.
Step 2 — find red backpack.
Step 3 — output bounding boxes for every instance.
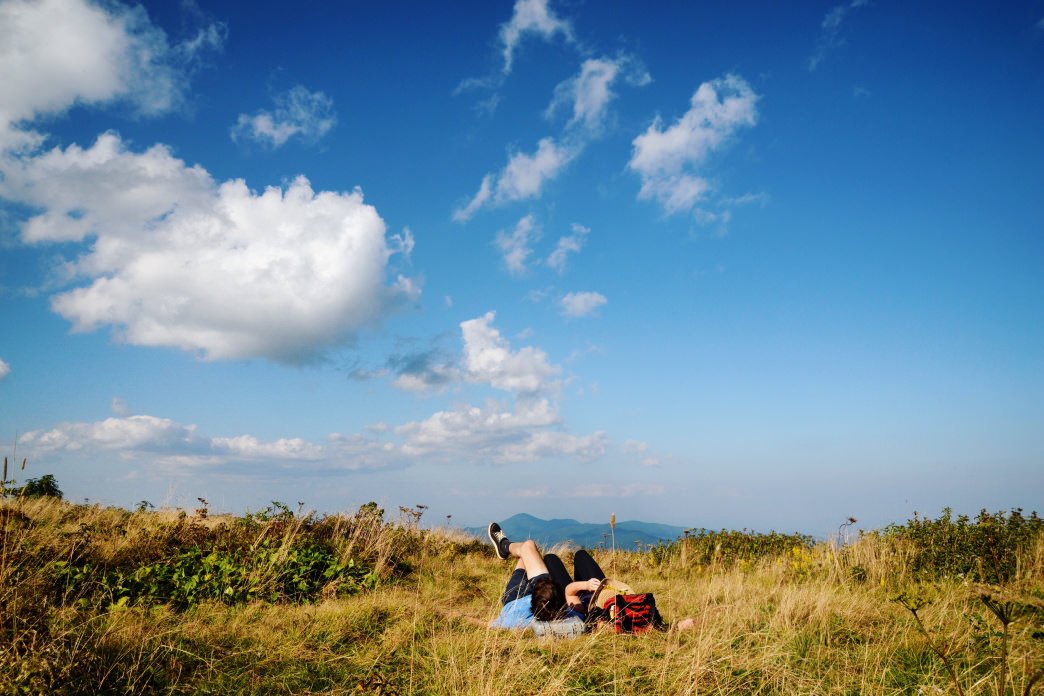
[604,593,663,634]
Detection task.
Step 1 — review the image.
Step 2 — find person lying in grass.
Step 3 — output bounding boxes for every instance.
[486,522,696,634]
[486,522,590,631]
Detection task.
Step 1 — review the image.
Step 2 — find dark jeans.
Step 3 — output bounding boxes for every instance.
[500,569,551,605]
[543,550,605,593]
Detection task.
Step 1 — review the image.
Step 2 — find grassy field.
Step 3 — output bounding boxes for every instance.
[1,495,1042,695]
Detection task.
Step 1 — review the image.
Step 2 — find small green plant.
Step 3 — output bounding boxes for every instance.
[893,588,966,696]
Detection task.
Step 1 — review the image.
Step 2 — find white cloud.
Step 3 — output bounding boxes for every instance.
[808,0,869,72]
[20,400,606,472]
[231,85,337,148]
[454,138,574,221]
[546,223,590,273]
[0,358,9,381]
[629,74,758,215]
[1,132,416,362]
[547,56,650,132]
[456,56,648,222]
[451,174,492,222]
[461,311,560,394]
[638,174,710,215]
[499,0,573,75]
[396,398,605,464]
[18,311,604,471]
[18,414,389,472]
[495,214,540,276]
[560,291,607,318]
[20,415,200,453]
[0,0,221,152]
[211,435,325,460]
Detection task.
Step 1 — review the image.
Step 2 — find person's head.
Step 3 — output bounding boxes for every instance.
[530,576,565,621]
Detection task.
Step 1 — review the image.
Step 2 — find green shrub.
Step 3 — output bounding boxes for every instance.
[649,527,815,568]
[880,507,1042,583]
[15,473,63,499]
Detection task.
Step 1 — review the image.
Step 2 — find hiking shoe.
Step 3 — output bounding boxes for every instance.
[487,522,510,560]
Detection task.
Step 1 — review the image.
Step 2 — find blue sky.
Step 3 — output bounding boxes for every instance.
[1,0,1042,535]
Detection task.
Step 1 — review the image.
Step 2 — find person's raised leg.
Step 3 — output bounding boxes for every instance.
[573,549,606,582]
[507,539,549,579]
[542,553,573,593]
[487,523,553,580]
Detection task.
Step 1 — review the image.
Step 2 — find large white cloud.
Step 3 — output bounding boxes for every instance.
[231,85,337,148]
[499,0,573,75]
[460,311,560,394]
[2,132,415,362]
[0,0,390,364]
[629,74,758,215]
[0,0,221,152]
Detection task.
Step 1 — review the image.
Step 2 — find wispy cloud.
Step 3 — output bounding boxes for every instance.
[0,358,9,381]
[546,223,590,274]
[231,85,337,148]
[808,0,870,72]
[454,138,576,221]
[629,74,758,216]
[455,55,648,222]
[499,0,574,75]
[546,56,651,133]
[495,214,541,276]
[560,291,607,318]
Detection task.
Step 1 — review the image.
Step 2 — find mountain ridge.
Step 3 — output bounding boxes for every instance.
[464,513,688,549]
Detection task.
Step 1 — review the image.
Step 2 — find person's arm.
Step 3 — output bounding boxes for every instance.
[564,577,601,607]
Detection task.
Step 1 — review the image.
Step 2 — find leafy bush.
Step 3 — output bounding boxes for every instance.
[13,473,63,499]
[880,507,1042,583]
[648,527,815,568]
[48,532,378,611]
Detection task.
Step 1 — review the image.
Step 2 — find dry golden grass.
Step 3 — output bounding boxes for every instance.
[2,497,1042,695]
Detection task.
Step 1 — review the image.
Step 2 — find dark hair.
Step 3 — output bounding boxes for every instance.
[530,576,565,621]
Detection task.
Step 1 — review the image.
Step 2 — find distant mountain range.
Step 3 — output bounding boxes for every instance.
[465,513,688,550]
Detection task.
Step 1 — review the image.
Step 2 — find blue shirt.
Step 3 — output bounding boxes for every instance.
[490,597,533,628]
[490,598,585,629]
